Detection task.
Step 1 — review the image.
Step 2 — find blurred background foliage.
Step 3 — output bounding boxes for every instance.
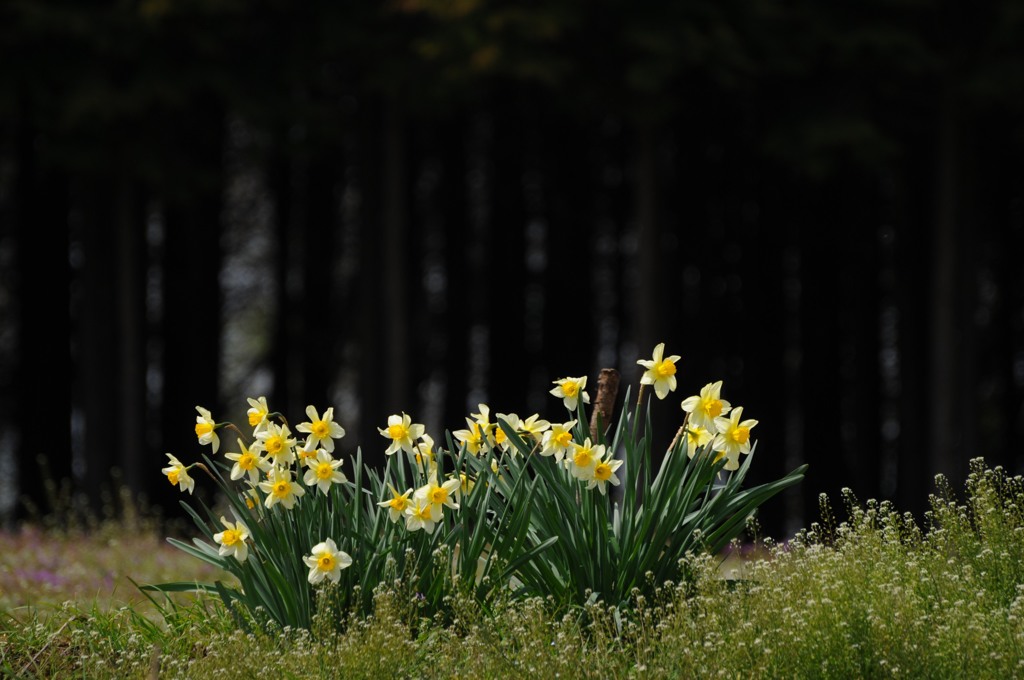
[1,0,1023,537]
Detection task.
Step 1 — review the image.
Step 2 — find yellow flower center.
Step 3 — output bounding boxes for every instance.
[701,398,723,419]
[494,428,507,445]
[731,427,750,445]
[415,504,433,521]
[594,462,612,481]
[245,497,256,509]
[248,410,266,426]
[430,486,448,505]
[167,470,180,486]
[221,528,242,547]
[655,360,676,378]
[195,422,213,437]
[317,554,336,572]
[272,481,290,498]
[574,448,594,468]
[388,424,408,441]
[554,431,572,448]
[389,496,408,511]
[316,463,334,480]
[312,420,330,438]
[265,436,284,455]
[238,453,257,470]
[561,380,579,398]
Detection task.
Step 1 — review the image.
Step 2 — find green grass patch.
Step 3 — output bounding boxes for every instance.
[4,458,1024,678]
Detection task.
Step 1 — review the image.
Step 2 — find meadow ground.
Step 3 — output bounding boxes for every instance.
[3,459,1024,679]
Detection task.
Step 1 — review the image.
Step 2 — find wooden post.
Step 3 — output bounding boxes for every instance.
[589,368,621,443]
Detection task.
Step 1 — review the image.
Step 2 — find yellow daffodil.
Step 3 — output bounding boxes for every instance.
[415,472,461,521]
[225,438,262,484]
[568,438,604,480]
[296,405,346,453]
[246,396,270,431]
[453,419,489,456]
[302,449,346,495]
[404,497,437,534]
[303,538,352,585]
[378,412,425,455]
[213,516,250,563]
[712,406,758,470]
[540,420,577,463]
[258,468,305,509]
[680,380,732,432]
[684,425,714,458]
[550,376,590,412]
[161,454,194,494]
[517,413,551,445]
[194,405,220,453]
[587,451,624,495]
[637,343,681,400]
[254,422,297,467]
[377,484,414,523]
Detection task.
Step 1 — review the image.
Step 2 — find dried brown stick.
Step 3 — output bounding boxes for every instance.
[589,368,621,443]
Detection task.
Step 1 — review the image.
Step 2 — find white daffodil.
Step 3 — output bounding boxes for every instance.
[194,405,220,453]
[258,468,305,509]
[161,454,194,495]
[302,449,346,495]
[225,438,262,484]
[378,412,425,455]
[712,406,758,471]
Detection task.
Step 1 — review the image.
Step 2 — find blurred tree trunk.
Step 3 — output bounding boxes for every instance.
[487,94,528,412]
[928,85,961,485]
[440,114,470,428]
[157,101,225,517]
[12,93,73,520]
[78,167,146,515]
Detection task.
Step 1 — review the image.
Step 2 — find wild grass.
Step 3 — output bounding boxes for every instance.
[3,457,1023,679]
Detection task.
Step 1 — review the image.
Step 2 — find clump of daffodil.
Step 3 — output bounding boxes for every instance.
[550,376,590,411]
[637,343,681,400]
[162,453,195,494]
[303,538,352,585]
[379,412,425,455]
[567,437,604,481]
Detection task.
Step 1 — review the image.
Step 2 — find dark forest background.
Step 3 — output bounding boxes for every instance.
[2,0,1023,539]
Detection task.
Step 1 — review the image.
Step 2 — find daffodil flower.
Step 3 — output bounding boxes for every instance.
[254,422,297,467]
[303,538,352,585]
[415,472,461,521]
[712,406,758,470]
[550,377,590,412]
[377,484,414,523]
[258,468,305,509]
[225,439,262,484]
[637,343,681,400]
[378,412,425,455]
[540,420,577,463]
[296,405,346,453]
[194,405,220,453]
[684,425,714,458]
[568,438,604,480]
[586,450,624,495]
[680,380,732,432]
[246,396,270,432]
[302,449,346,495]
[161,454,195,494]
[404,497,437,534]
[213,516,250,563]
